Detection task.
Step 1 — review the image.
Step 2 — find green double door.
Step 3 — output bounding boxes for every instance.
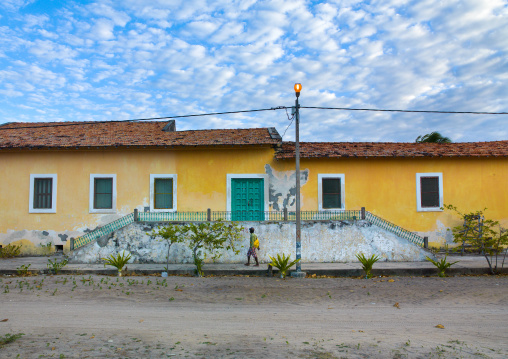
[231,178,264,221]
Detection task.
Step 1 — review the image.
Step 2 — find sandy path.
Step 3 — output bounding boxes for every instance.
[1,274,507,358]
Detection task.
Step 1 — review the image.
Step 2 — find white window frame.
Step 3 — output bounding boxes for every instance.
[318,174,345,211]
[29,174,57,213]
[416,172,443,212]
[150,174,177,212]
[89,174,117,213]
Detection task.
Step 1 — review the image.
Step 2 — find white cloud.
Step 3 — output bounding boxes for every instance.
[87,3,130,26]
[0,0,35,11]
[28,39,78,62]
[0,0,506,142]
[90,19,116,40]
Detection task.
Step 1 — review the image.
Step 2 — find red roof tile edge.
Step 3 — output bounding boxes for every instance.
[0,121,281,149]
[275,141,508,158]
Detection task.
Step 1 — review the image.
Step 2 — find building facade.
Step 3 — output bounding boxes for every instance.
[1,120,507,256]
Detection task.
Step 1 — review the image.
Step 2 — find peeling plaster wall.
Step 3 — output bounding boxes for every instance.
[265,164,309,211]
[70,220,428,264]
[0,229,83,254]
[0,212,134,254]
[416,220,455,247]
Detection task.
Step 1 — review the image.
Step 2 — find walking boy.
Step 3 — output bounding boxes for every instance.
[245,227,260,266]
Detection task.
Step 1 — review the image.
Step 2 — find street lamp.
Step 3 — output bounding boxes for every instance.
[292,83,305,277]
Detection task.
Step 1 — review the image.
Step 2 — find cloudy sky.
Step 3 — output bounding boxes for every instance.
[0,0,507,142]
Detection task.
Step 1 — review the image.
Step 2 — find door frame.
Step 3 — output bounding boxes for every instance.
[226,174,269,219]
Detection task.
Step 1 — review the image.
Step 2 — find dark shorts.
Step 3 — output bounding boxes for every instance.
[247,247,257,258]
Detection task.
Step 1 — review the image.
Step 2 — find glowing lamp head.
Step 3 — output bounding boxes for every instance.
[294,83,302,97]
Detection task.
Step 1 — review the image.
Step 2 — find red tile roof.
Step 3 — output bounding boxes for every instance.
[276,141,508,159]
[0,121,281,149]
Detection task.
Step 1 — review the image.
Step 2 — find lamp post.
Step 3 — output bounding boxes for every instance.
[292,83,305,277]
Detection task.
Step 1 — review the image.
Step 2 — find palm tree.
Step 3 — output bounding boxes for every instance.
[415,132,452,143]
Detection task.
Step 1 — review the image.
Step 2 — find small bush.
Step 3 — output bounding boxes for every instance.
[0,333,24,348]
[103,252,131,275]
[425,255,458,277]
[149,224,184,273]
[47,257,69,274]
[184,221,243,277]
[356,253,381,278]
[16,264,32,276]
[0,244,22,258]
[268,253,301,279]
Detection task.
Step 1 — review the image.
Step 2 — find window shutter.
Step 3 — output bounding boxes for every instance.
[94,178,113,209]
[420,177,439,207]
[154,178,173,209]
[34,178,52,209]
[322,178,341,209]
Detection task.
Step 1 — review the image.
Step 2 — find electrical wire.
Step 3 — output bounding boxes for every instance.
[300,106,508,115]
[0,107,286,131]
[1,105,507,131]
[281,107,295,139]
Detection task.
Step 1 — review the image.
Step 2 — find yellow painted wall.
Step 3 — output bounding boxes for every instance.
[1,147,507,250]
[0,146,275,250]
[279,156,508,246]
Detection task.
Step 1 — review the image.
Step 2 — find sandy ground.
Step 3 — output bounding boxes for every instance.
[0,273,507,358]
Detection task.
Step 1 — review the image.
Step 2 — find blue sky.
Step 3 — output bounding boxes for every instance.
[0,0,507,142]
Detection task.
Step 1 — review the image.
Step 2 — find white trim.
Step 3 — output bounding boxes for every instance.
[89,174,117,213]
[227,174,269,219]
[149,174,177,212]
[29,174,57,213]
[416,172,443,212]
[318,174,345,211]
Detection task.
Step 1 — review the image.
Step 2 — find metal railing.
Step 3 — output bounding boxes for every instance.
[72,209,423,250]
[138,211,208,222]
[73,213,134,249]
[365,212,424,247]
[139,210,362,222]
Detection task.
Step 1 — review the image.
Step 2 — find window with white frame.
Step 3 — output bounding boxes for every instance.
[150,174,177,212]
[29,174,57,213]
[416,173,443,211]
[318,174,345,210]
[89,174,117,213]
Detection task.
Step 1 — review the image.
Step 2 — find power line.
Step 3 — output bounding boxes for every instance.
[0,107,285,131]
[301,106,508,115]
[281,107,295,139]
[1,105,507,131]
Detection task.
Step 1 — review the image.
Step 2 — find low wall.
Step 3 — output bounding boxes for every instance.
[70,220,429,264]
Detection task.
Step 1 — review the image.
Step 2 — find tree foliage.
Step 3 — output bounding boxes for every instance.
[415,132,452,143]
[150,223,184,271]
[183,221,243,276]
[443,204,508,274]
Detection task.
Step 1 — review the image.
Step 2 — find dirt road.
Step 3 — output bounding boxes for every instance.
[1,274,507,358]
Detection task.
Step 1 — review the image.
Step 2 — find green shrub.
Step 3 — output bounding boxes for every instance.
[356,253,381,278]
[0,244,22,258]
[103,252,132,276]
[443,205,508,274]
[16,264,31,276]
[268,253,301,279]
[149,224,184,273]
[425,255,459,277]
[0,333,24,348]
[184,221,243,277]
[47,257,69,274]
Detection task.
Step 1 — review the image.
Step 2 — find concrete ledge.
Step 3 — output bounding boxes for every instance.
[0,266,500,277]
[0,256,502,277]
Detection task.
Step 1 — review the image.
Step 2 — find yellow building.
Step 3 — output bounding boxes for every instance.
[1,120,507,254]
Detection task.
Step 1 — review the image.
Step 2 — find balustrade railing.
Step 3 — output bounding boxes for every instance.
[72,209,424,249]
